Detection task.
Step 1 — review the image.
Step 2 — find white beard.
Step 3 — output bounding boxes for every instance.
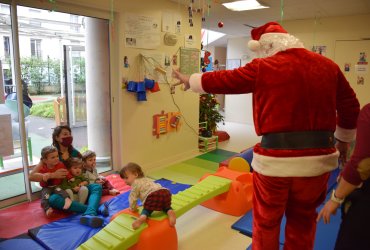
[256,33,305,58]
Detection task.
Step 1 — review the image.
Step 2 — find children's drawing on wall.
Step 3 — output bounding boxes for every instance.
[176,20,181,33]
[124,13,160,49]
[124,56,129,68]
[344,63,350,72]
[312,45,327,56]
[165,55,171,66]
[357,76,365,85]
[358,52,368,64]
[185,34,196,48]
[172,55,177,66]
[355,64,368,73]
[126,37,136,47]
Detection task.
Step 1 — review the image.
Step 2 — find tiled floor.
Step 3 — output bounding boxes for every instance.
[176,121,258,250]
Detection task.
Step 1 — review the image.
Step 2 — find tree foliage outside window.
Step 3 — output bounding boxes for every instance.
[20,57,61,94]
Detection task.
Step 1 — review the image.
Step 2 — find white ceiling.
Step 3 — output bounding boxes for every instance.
[178,0,370,47]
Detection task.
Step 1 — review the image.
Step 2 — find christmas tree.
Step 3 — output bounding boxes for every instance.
[199,94,224,135]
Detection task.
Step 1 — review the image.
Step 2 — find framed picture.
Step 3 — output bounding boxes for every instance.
[226,59,241,70]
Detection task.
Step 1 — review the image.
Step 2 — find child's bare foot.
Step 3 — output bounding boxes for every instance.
[46,208,54,218]
[63,198,72,209]
[109,189,120,196]
[132,215,147,230]
[167,209,176,227]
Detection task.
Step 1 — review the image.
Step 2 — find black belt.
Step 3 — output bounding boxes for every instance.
[261,131,335,150]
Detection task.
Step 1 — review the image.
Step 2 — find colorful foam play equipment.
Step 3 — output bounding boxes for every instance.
[219,147,254,172]
[228,156,250,172]
[23,179,189,250]
[78,173,252,250]
[200,166,253,216]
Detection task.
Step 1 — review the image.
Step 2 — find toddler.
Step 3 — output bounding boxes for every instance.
[119,162,176,229]
[82,150,119,195]
[60,158,89,204]
[38,146,73,217]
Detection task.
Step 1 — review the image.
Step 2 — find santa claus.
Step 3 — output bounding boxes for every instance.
[173,22,360,250]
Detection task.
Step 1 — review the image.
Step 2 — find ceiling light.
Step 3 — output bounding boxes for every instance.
[222,0,269,11]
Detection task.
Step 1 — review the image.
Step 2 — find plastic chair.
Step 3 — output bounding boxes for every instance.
[54,97,67,126]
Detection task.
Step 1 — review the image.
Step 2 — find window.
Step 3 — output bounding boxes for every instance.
[0,4,10,13]
[3,36,10,58]
[70,14,80,32]
[30,39,42,58]
[29,9,41,27]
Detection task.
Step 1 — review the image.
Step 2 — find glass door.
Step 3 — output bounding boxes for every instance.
[63,45,87,128]
[0,3,37,206]
[0,4,113,208]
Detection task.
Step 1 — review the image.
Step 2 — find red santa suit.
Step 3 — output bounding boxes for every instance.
[188,22,360,250]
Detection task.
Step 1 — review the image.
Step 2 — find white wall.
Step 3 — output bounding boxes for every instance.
[116,0,202,170]
[225,37,254,125]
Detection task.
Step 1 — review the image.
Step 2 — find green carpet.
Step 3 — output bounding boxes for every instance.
[147,149,237,185]
[197,149,238,163]
[147,162,212,185]
[182,157,219,171]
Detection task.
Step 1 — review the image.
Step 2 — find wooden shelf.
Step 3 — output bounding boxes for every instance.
[199,135,218,152]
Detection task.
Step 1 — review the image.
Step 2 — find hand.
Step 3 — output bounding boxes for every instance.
[73,186,80,192]
[42,173,51,182]
[130,207,138,212]
[335,140,349,166]
[79,181,88,186]
[316,200,341,224]
[52,168,69,179]
[172,68,190,91]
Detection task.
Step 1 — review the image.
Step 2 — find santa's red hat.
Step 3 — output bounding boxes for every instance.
[248,22,288,51]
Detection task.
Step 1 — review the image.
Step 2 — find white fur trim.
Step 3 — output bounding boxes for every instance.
[251,151,339,177]
[259,33,291,42]
[248,40,260,51]
[255,33,304,58]
[189,73,206,93]
[334,126,356,142]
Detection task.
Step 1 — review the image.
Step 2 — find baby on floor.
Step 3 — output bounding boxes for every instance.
[119,162,176,229]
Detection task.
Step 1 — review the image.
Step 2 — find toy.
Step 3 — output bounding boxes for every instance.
[152,111,181,138]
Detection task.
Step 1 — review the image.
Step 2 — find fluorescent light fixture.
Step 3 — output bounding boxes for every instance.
[201,29,226,46]
[222,0,269,11]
